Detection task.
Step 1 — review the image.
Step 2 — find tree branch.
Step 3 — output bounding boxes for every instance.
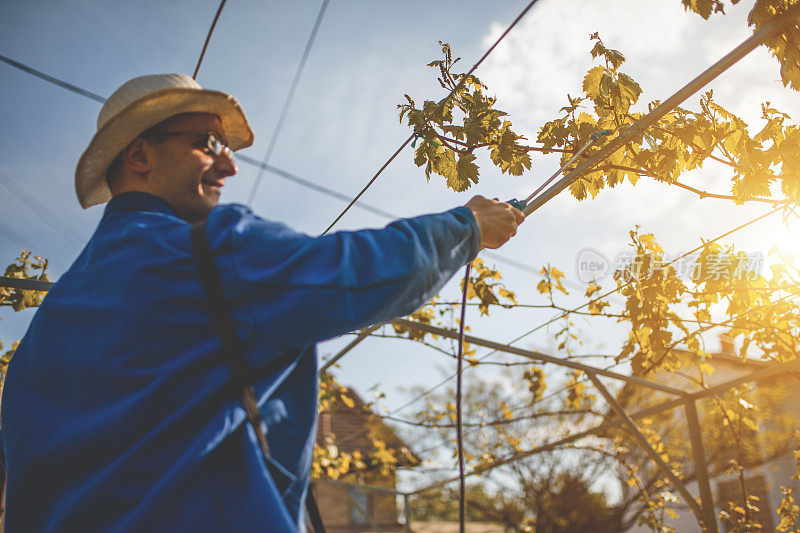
[602,164,786,205]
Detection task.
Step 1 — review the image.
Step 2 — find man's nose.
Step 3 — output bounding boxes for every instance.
[214,150,237,177]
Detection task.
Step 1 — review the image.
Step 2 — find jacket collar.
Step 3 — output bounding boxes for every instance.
[103,192,181,219]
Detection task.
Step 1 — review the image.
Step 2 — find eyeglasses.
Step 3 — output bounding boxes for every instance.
[147,131,234,160]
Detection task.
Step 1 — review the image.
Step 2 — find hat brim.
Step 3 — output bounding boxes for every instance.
[75,87,254,208]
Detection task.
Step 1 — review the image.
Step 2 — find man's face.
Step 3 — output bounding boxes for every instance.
[146,113,237,223]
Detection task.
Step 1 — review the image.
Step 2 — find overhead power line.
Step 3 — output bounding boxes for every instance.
[0,54,106,103]
[0,222,65,272]
[238,154,395,219]
[247,0,330,205]
[0,220,39,256]
[0,168,83,249]
[0,54,405,221]
[193,0,229,79]
[319,0,546,236]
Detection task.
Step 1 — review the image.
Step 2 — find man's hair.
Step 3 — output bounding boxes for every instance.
[105,153,125,190]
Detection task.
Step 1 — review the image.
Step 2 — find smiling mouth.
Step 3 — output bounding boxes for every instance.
[202,178,225,189]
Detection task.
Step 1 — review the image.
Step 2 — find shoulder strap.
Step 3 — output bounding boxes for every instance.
[189,222,327,533]
[190,222,272,457]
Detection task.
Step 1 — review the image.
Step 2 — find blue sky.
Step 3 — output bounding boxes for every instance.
[3,0,800,489]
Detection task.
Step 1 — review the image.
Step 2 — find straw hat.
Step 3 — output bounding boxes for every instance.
[75,73,254,208]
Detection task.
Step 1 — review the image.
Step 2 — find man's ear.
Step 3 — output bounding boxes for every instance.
[123,137,153,174]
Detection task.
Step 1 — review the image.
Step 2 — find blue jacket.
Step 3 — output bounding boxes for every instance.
[1,192,479,532]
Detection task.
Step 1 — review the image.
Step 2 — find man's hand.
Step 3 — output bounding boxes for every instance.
[466,195,525,249]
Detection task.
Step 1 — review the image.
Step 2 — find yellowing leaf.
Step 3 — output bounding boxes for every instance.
[537,279,551,294]
[498,288,517,304]
[585,282,601,298]
[583,65,605,99]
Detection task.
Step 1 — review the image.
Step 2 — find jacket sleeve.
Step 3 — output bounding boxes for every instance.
[206,205,480,355]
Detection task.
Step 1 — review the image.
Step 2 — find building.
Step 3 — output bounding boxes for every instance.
[313,385,419,532]
[618,337,800,533]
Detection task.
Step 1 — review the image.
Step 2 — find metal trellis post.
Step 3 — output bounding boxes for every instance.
[685,398,718,533]
[319,323,382,374]
[587,373,707,529]
[0,276,54,291]
[411,358,800,495]
[391,318,692,395]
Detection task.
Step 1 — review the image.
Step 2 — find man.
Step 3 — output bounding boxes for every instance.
[1,74,523,531]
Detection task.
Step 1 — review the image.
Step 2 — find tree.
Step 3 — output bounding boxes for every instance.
[398,370,636,532]
[411,484,528,529]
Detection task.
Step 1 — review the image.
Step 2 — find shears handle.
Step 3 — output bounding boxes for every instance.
[505,198,527,211]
